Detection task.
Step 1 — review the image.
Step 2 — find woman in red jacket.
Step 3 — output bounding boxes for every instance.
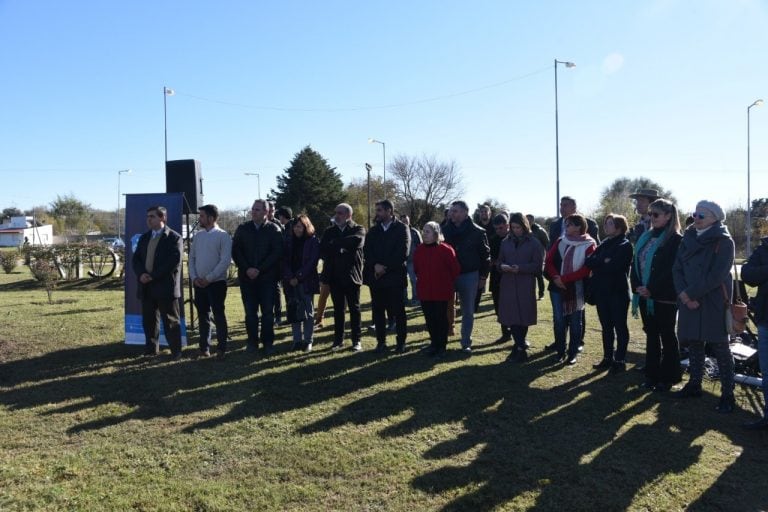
[544,214,597,364]
[414,221,461,356]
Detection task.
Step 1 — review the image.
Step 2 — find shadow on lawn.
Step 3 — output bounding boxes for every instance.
[1,326,767,509]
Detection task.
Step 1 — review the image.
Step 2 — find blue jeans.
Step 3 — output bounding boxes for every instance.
[239,280,276,348]
[757,322,768,414]
[454,271,479,348]
[406,261,418,301]
[550,290,582,357]
[289,285,315,344]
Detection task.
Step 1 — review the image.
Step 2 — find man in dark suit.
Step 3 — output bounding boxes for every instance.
[320,203,366,351]
[132,205,184,359]
[548,196,600,248]
[364,199,410,353]
[232,199,284,355]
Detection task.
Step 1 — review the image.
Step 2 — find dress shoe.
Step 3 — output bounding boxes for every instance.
[374,343,389,354]
[742,416,768,430]
[716,394,735,414]
[609,361,626,373]
[262,346,276,357]
[169,351,183,361]
[592,359,612,371]
[672,383,702,398]
[394,344,407,354]
[544,343,557,352]
[514,348,528,363]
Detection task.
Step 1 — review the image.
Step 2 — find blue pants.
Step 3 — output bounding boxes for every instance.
[288,284,315,344]
[239,280,276,348]
[454,271,479,348]
[550,290,582,357]
[758,323,768,414]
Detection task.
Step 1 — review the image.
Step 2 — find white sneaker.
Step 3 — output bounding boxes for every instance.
[351,342,362,352]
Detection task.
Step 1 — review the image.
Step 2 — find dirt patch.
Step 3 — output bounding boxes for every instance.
[0,337,18,363]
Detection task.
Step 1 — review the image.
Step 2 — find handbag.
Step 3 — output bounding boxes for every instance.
[583,274,596,306]
[286,284,310,324]
[722,273,748,336]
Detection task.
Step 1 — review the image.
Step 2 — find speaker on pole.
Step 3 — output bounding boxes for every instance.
[165,159,203,214]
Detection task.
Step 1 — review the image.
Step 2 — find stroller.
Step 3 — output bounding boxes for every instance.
[725,278,762,385]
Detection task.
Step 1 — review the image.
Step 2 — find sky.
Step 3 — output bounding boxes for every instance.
[1,0,767,220]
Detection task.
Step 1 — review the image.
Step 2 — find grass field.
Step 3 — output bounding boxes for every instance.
[1,262,767,511]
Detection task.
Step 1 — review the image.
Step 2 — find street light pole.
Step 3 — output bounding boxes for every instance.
[244,172,261,198]
[365,163,372,227]
[368,138,386,198]
[117,169,131,239]
[747,99,764,257]
[554,59,575,217]
[164,87,174,163]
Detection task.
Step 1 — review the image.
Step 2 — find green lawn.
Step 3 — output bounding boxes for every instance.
[0,264,766,511]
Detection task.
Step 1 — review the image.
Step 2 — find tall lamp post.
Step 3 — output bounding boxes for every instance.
[554,59,576,216]
[365,163,373,227]
[244,172,261,198]
[747,98,764,257]
[164,86,174,163]
[368,138,386,198]
[117,169,131,239]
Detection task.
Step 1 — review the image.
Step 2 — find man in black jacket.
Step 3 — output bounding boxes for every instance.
[548,196,600,247]
[132,205,184,359]
[232,199,284,355]
[365,200,411,353]
[443,200,491,353]
[320,203,366,351]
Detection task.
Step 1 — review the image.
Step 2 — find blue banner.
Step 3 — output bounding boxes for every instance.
[123,193,187,346]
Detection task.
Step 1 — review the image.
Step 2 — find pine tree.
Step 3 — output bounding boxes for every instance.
[271,146,346,231]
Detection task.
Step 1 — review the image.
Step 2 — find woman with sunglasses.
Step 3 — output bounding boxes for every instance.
[672,200,736,413]
[630,198,683,392]
[544,214,596,364]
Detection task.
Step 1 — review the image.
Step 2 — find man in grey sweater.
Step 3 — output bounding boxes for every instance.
[189,204,233,358]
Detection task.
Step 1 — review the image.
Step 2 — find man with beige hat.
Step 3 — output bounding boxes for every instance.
[628,188,661,243]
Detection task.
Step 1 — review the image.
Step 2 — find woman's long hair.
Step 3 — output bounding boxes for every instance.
[648,198,680,244]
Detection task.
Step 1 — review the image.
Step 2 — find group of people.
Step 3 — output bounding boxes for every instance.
[131,188,768,431]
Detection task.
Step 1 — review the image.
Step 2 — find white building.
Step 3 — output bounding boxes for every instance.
[0,216,53,247]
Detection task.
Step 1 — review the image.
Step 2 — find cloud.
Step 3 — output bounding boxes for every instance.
[602,52,625,74]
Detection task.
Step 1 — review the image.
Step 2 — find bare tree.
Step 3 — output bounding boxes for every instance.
[389,154,464,226]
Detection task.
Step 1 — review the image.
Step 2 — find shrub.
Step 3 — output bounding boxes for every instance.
[30,258,60,304]
[0,251,18,274]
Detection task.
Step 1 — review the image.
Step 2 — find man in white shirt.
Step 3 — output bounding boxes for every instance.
[189,204,232,358]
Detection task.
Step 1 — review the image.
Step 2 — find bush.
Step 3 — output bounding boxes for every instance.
[0,251,18,274]
[30,258,60,304]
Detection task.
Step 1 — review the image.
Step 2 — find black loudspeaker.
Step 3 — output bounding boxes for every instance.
[165,159,203,214]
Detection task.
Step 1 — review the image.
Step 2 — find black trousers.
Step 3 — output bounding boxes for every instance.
[535,270,545,297]
[509,325,528,347]
[422,300,449,351]
[639,299,681,385]
[141,296,182,355]
[330,283,362,345]
[194,280,228,353]
[371,286,407,346]
[595,296,629,361]
[491,283,511,337]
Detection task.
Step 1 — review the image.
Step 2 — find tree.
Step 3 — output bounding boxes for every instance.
[389,154,464,227]
[594,177,677,226]
[49,194,92,236]
[270,146,346,231]
[344,175,390,228]
[1,207,23,221]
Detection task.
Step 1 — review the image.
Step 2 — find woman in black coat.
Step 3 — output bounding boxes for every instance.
[585,214,633,372]
[630,198,683,392]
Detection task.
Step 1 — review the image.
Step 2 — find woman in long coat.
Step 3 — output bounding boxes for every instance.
[672,200,736,413]
[283,215,321,352]
[498,213,545,362]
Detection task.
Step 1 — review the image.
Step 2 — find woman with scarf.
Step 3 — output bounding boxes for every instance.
[630,198,683,392]
[672,200,736,413]
[497,213,545,362]
[544,214,596,365]
[585,214,633,372]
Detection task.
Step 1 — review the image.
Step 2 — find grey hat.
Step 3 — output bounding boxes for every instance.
[696,200,725,222]
[629,188,661,200]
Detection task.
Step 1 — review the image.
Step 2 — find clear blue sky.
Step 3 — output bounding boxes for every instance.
[1,0,766,219]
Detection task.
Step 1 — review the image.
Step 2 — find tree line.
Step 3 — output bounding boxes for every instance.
[3,146,767,256]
